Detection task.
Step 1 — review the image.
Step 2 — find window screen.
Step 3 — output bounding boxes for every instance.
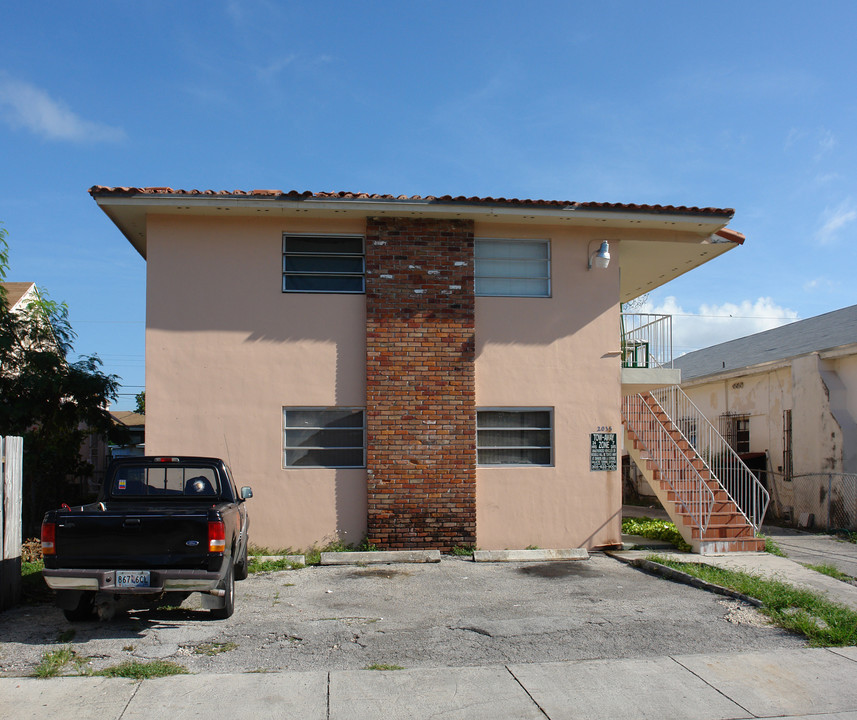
[283,235,365,293]
[284,408,366,467]
[477,409,552,465]
[475,239,550,297]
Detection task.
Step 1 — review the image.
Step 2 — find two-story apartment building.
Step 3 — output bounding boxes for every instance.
[91,187,745,551]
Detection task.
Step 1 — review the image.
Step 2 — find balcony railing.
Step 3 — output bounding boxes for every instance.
[620,313,673,369]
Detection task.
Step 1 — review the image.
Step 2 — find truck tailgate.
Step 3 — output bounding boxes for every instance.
[54,506,213,569]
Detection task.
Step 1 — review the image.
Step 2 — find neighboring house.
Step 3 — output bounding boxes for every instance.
[91,186,747,551]
[109,410,145,458]
[673,304,857,530]
[2,282,37,312]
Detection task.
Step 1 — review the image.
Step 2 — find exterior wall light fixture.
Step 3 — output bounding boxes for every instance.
[588,240,611,270]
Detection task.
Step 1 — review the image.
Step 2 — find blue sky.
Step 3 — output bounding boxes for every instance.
[1,1,855,409]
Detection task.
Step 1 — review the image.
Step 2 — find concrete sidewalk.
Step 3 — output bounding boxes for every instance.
[3,646,856,719]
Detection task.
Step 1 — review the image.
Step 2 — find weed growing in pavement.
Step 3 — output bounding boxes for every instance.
[760,535,787,557]
[647,554,857,646]
[192,641,237,656]
[94,660,189,679]
[248,556,305,573]
[621,517,691,552]
[365,663,405,671]
[805,563,857,584]
[450,545,475,556]
[31,647,90,678]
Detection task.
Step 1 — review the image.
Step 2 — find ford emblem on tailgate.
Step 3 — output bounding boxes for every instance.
[186,540,199,547]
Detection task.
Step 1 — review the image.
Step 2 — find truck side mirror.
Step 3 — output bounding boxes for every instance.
[240,486,253,500]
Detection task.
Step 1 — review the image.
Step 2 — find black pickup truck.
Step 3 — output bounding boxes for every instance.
[41,456,252,621]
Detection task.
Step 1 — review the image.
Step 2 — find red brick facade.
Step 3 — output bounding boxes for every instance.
[365,217,476,550]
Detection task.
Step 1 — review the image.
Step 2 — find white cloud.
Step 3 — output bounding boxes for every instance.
[815,129,836,159]
[803,277,839,293]
[0,74,124,143]
[815,199,857,245]
[641,296,799,355]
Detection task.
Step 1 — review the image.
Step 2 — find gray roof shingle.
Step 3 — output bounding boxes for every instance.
[674,304,857,381]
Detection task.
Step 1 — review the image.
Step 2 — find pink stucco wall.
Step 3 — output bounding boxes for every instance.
[474,223,622,549]
[145,215,368,549]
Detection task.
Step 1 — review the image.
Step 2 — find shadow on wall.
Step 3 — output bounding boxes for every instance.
[333,470,369,547]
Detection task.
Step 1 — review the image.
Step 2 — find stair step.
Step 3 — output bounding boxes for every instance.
[691,525,756,539]
[698,538,766,553]
[677,512,749,527]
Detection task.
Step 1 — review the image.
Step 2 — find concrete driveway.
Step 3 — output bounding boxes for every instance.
[0,553,808,677]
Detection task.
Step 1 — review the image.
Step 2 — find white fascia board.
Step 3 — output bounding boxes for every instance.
[93,194,732,234]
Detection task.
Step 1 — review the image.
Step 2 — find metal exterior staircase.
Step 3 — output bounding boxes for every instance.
[622,388,769,553]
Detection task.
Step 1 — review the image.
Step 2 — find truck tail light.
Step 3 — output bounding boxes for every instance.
[208,520,226,553]
[41,521,56,555]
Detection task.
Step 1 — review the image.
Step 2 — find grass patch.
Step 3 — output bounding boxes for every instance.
[192,641,237,656]
[621,517,691,552]
[365,663,405,671]
[248,557,305,573]
[56,629,76,643]
[31,647,90,678]
[647,554,857,646]
[805,563,856,584]
[21,560,53,604]
[94,660,189,679]
[761,535,787,557]
[450,545,475,556]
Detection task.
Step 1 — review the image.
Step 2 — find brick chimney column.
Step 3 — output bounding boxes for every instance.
[365,217,476,550]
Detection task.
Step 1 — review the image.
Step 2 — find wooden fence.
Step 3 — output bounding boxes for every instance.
[1,436,23,610]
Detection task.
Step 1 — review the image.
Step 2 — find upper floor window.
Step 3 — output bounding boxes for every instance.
[283,234,365,293]
[475,239,550,297]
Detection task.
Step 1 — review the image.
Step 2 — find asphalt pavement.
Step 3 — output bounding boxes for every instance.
[3,510,857,719]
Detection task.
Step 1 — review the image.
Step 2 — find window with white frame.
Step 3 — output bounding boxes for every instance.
[283,408,365,468]
[475,239,550,297]
[477,409,553,465]
[282,234,365,293]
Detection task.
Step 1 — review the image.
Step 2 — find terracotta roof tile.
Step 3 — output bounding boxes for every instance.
[88,186,734,217]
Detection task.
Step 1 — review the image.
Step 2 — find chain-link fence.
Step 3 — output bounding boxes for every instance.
[768,471,857,532]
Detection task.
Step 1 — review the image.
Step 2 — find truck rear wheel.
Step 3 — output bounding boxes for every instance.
[210,564,234,620]
[62,592,95,622]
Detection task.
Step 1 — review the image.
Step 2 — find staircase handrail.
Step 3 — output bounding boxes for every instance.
[649,386,770,531]
[622,393,714,534]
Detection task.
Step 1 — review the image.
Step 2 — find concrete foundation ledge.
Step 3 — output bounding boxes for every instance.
[251,555,307,565]
[472,548,589,563]
[320,550,442,565]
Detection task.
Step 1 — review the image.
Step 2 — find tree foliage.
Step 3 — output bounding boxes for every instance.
[0,225,126,533]
[135,390,145,415]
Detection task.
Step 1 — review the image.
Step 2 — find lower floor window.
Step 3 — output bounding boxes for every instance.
[477,409,552,465]
[283,408,365,468]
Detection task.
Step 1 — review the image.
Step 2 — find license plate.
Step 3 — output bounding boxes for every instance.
[116,571,150,588]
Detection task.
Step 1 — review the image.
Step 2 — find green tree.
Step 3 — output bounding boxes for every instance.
[0,226,126,534]
[134,390,145,415]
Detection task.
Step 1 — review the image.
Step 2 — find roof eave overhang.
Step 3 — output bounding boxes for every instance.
[91,193,734,260]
